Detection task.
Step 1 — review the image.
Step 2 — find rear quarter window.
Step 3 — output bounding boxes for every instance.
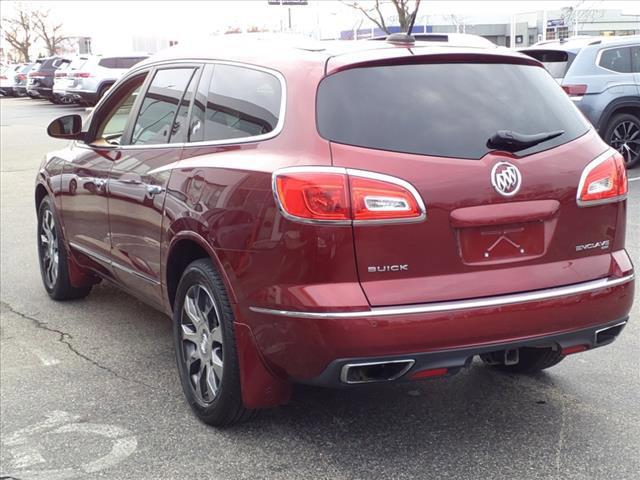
[98,58,118,69]
[317,62,590,160]
[598,46,633,73]
[201,64,282,142]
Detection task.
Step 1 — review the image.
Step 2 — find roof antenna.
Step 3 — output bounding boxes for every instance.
[387,0,421,45]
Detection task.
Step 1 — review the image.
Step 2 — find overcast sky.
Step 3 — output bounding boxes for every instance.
[2,0,639,54]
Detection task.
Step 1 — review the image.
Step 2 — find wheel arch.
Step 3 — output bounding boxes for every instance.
[597,97,640,134]
[35,182,49,211]
[164,231,238,312]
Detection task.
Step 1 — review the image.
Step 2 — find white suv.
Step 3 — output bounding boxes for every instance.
[61,54,148,105]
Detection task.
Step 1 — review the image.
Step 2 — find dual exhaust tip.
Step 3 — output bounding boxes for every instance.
[340,321,627,385]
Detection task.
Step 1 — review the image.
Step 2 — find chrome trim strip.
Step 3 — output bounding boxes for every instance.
[250,274,635,319]
[69,242,160,285]
[340,359,415,384]
[270,166,427,226]
[69,241,111,265]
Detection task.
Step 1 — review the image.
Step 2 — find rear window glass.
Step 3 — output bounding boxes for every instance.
[317,62,589,160]
[520,49,575,79]
[68,57,88,70]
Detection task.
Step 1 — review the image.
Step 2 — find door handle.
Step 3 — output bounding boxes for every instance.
[146,185,164,196]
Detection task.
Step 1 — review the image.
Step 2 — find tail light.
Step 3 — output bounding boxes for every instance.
[562,84,587,97]
[273,167,425,224]
[0,75,7,80]
[55,71,67,78]
[16,74,26,81]
[74,72,92,78]
[577,150,627,207]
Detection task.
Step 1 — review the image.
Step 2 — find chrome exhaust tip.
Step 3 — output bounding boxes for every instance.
[594,321,627,346]
[340,359,415,384]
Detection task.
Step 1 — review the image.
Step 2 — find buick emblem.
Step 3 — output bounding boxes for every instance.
[491,162,522,197]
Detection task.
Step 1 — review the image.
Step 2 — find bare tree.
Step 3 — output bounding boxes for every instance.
[342,0,421,34]
[1,3,35,62]
[33,9,67,56]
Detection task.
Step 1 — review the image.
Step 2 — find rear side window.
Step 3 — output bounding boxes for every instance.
[317,63,589,160]
[630,46,639,73]
[202,64,282,142]
[98,58,118,69]
[117,57,146,69]
[131,67,196,145]
[598,47,632,73]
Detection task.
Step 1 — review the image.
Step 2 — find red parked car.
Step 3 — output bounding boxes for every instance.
[35,37,634,426]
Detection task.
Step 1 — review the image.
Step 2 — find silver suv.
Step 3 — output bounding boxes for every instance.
[522,36,640,168]
[61,54,148,106]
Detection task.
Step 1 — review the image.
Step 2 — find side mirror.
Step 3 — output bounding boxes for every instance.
[47,114,85,140]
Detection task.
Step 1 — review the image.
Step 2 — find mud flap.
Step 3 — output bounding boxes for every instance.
[235,322,291,409]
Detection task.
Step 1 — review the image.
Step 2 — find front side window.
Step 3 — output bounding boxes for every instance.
[92,74,147,146]
[202,64,282,142]
[598,47,632,73]
[131,67,196,145]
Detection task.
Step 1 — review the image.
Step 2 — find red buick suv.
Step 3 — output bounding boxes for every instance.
[35,37,634,426]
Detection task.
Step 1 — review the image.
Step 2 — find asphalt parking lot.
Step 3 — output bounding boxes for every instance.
[0,95,638,480]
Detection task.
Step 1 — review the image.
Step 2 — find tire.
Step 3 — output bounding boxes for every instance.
[603,112,640,169]
[481,347,564,374]
[97,84,111,101]
[172,258,255,426]
[37,196,92,300]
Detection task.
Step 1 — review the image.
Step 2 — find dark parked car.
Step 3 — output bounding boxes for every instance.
[26,56,71,99]
[521,36,640,168]
[35,38,634,426]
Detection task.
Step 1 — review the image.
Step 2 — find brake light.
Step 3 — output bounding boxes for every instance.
[562,84,587,96]
[74,72,91,78]
[275,171,350,222]
[273,167,425,224]
[0,75,6,80]
[577,150,627,206]
[16,74,25,81]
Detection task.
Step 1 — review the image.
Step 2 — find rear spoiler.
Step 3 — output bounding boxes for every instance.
[326,49,542,75]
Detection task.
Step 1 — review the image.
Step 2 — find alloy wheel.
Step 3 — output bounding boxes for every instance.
[610,120,640,166]
[39,208,59,289]
[180,284,224,405]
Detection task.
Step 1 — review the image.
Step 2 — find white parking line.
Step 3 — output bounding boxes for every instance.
[628,176,640,182]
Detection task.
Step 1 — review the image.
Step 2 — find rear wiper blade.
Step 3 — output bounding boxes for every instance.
[487,130,564,152]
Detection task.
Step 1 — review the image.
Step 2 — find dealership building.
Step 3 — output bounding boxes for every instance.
[340,8,640,47]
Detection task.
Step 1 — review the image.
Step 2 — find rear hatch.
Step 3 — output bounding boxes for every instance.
[318,53,623,306]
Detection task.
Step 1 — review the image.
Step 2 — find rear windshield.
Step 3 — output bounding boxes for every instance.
[520,49,576,79]
[68,57,88,70]
[317,62,589,160]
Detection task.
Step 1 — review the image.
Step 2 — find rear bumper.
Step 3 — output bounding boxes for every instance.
[70,90,99,104]
[305,318,628,387]
[245,273,634,380]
